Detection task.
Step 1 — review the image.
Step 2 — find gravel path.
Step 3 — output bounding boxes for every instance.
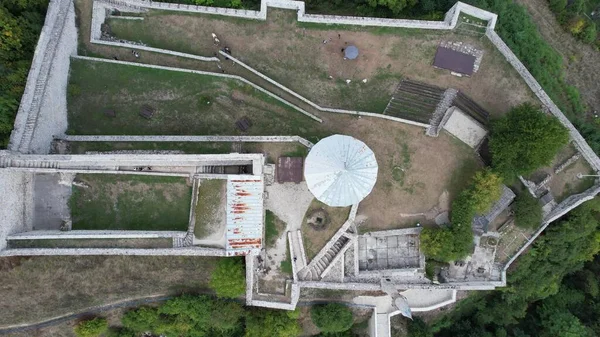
[265,182,314,271]
[0,171,33,250]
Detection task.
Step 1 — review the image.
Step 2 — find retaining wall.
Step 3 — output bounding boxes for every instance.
[59,135,313,146]
[0,247,228,256]
[9,0,77,154]
[7,230,187,240]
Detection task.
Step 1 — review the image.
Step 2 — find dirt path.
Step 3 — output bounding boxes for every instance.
[516,0,600,115]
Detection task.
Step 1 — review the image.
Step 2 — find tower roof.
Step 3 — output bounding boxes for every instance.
[304,134,378,207]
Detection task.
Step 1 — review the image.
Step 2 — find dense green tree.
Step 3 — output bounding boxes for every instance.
[311,303,354,333]
[434,199,600,336]
[210,299,245,332]
[513,193,542,229]
[121,306,159,335]
[210,257,246,298]
[74,317,108,337]
[407,317,434,337]
[489,103,569,180]
[469,169,503,214]
[245,308,301,337]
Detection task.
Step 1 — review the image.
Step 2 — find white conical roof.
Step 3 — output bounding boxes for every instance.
[304,134,378,207]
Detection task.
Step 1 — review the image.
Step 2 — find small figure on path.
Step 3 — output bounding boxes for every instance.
[338,33,341,39]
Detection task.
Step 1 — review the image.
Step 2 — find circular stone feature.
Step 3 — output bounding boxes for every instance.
[306,208,330,230]
[344,45,359,60]
[304,134,378,207]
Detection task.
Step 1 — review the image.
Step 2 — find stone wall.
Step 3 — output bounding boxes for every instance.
[9,0,78,154]
[8,230,187,239]
[0,246,228,256]
[59,135,313,146]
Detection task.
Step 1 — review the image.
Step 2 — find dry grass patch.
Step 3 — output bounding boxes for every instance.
[194,179,227,239]
[104,8,536,115]
[0,255,221,326]
[70,174,192,231]
[301,199,351,260]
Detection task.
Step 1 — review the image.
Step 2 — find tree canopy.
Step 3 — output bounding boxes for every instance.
[209,257,246,298]
[489,103,569,180]
[311,303,354,333]
[74,317,108,337]
[245,308,301,337]
[433,199,600,336]
[513,192,543,229]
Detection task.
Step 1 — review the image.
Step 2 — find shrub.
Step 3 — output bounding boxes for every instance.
[74,317,108,337]
[514,193,543,229]
[489,103,569,180]
[311,303,354,333]
[209,257,246,298]
[245,308,301,337]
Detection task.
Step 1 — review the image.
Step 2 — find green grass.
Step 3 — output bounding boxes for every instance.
[282,145,309,157]
[265,210,284,247]
[68,141,234,154]
[194,179,226,239]
[70,174,192,231]
[67,59,329,140]
[7,238,173,249]
[280,242,293,274]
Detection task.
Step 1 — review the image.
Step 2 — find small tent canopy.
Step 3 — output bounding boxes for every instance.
[344,45,359,60]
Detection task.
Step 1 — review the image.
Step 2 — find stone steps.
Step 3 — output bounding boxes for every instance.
[17,0,71,153]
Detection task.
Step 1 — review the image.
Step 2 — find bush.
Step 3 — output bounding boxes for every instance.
[489,103,569,180]
[514,193,543,229]
[311,303,354,333]
[245,308,301,337]
[209,257,246,298]
[74,317,108,337]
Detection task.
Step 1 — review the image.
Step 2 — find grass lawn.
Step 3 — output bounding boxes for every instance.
[104,8,535,116]
[301,199,351,260]
[67,141,234,154]
[265,210,286,248]
[67,59,329,141]
[0,255,221,326]
[194,179,226,239]
[7,238,173,249]
[70,174,192,231]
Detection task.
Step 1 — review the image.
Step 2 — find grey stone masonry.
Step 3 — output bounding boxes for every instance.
[426,89,458,137]
[59,135,313,146]
[0,247,228,256]
[9,0,77,154]
[554,152,581,174]
[8,230,186,239]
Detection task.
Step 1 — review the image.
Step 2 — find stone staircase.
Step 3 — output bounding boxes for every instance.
[173,234,193,248]
[197,165,225,174]
[299,235,350,281]
[0,156,60,169]
[426,88,458,137]
[17,0,71,154]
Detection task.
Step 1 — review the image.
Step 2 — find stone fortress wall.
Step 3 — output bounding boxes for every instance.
[2,0,600,298]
